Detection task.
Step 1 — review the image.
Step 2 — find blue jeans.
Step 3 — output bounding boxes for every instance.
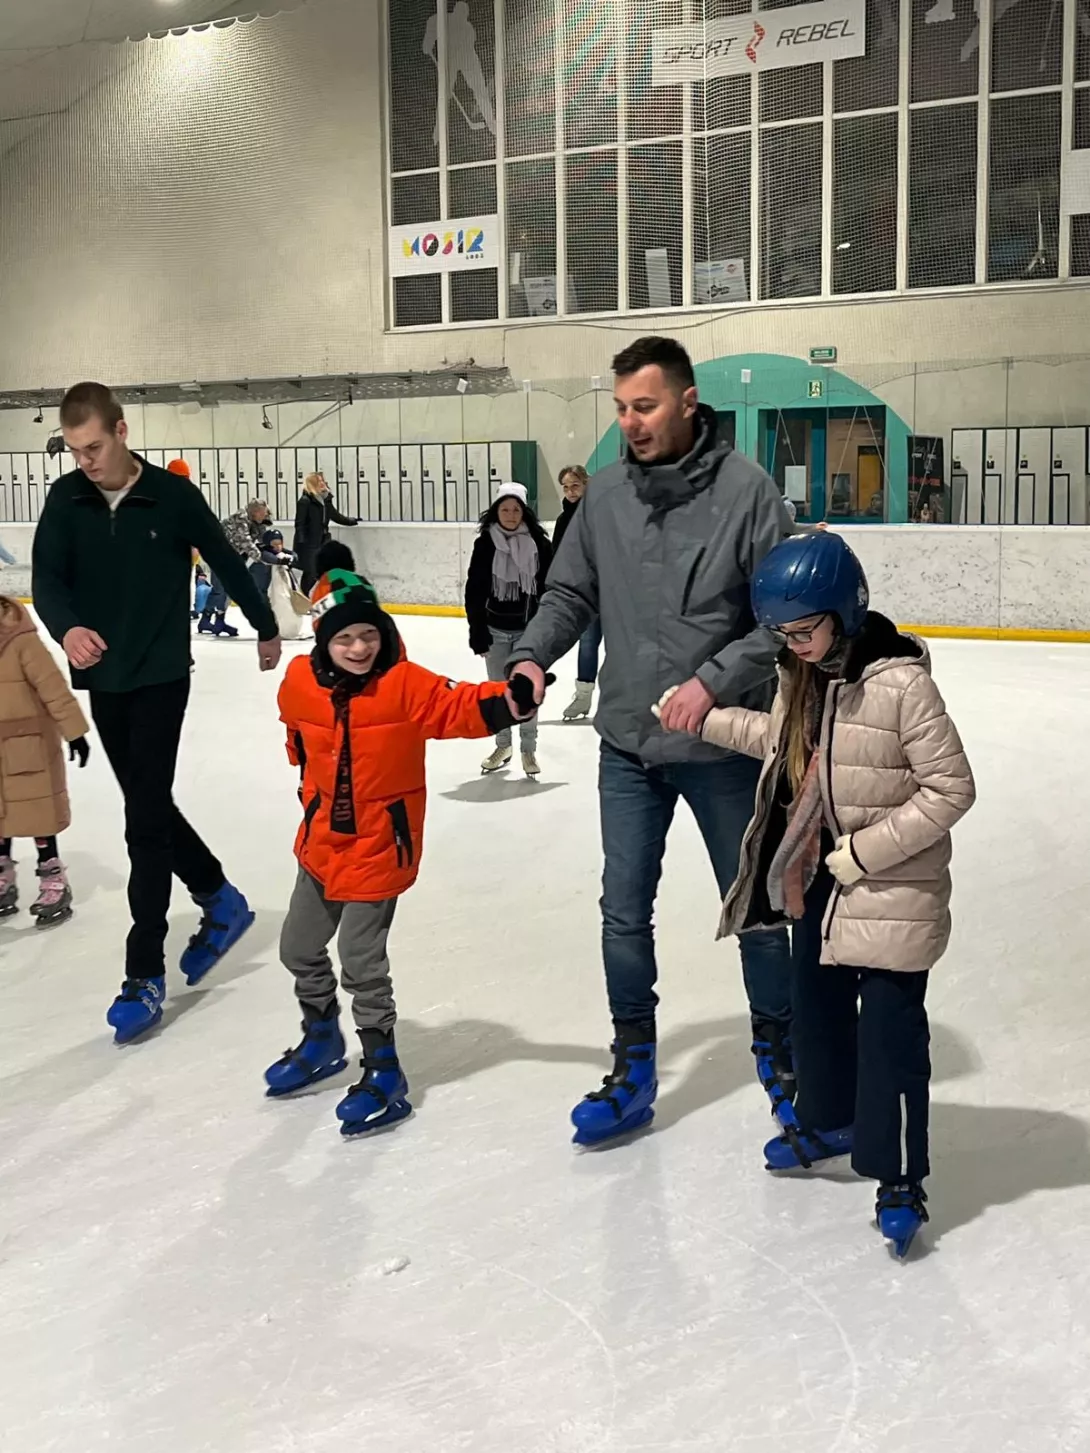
[577,618,602,685]
[598,741,791,1029]
[205,570,228,616]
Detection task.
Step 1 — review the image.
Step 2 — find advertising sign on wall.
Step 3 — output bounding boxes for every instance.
[389,213,500,278]
[694,258,748,304]
[651,0,866,86]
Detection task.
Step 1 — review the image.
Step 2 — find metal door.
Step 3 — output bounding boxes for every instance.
[421,445,444,521]
[442,444,468,521]
[336,447,358,519]
[984,428,1013,524]
[1051,427,1088,524]
[25,454,46,522]
[357,447,380,520]
[489,442,513,497]
[9,454,28,522]
[397,445,422,521]
[951,429,983,523]
[216,449,240,518]
[1015,427,1050,523]
[256,449,279,517]
[378,445,400,520]
[466,444,490,519]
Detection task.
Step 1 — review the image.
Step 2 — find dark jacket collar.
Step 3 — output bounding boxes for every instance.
[626,403,731,513]
[842,612,922,683]
[72,453,159,505]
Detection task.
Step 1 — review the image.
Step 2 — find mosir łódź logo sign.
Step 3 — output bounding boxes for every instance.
[388,213,500,278]
[651,0,865,85]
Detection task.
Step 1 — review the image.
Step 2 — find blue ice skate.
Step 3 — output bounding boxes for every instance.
[106,976,166,1044]
[265,1013,347,1097]
[876,1183,928,1259]
[336,1032,412,1137]
[764,1124,853,1171]
[571,1029,657,1146]
[180,881,255,986]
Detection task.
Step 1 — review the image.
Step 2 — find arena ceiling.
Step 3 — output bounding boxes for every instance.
[0,1,304,50]
[0,3,309,153]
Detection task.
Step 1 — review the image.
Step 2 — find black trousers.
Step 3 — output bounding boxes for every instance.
[792,865,931,1185]
[90,678,224,979]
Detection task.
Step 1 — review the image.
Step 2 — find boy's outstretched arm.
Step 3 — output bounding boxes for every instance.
[400,664,534,741]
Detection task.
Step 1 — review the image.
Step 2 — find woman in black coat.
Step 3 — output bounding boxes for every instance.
[293,472,360,593]
[465,484,552,777]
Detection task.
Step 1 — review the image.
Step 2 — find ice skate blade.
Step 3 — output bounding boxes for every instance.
[339,1099,413,1137]
[32,907,74,928]
[0,902,18,918]
[183,909,255,986]
[265,1058,348,1098]
[572,1105,655,1147]
[111,1010,164,1046]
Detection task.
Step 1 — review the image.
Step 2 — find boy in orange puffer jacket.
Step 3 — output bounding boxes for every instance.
[265,544,539,1137]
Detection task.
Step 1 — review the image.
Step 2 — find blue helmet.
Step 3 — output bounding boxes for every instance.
[751,533,869,637]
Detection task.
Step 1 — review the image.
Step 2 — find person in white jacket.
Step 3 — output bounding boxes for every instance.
[659,532,975,1258]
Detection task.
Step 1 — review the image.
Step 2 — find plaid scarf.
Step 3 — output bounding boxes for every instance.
[766,680,826,919]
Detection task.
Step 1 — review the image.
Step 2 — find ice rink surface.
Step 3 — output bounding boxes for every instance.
[4,615,1090,1453]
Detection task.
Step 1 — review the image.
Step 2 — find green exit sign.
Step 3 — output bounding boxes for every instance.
[808,380,824,398]
[809,346,838,363]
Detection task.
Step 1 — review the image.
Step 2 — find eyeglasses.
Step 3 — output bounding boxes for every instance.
[769,614,829,645]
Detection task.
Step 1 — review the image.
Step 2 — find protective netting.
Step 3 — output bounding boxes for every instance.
[387,0,1090,324]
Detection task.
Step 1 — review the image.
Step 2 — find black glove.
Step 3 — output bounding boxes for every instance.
[69,736,90,768]
[508,671,555,717]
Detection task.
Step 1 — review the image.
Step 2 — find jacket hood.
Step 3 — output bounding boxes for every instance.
[843,611,927,684]
[0,598,37,653]
[627,403,732,512]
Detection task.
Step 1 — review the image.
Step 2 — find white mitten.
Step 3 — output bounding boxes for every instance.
[825,835,866,887]
[651,685,681,721]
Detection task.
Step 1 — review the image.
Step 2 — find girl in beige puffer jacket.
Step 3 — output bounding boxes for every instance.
[659,533,975,1257]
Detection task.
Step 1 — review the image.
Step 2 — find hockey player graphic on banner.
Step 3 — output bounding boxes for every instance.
[924,0,1090,56]
[422,1,496,146]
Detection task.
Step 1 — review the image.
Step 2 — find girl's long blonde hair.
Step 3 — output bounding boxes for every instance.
[781,654,818,794]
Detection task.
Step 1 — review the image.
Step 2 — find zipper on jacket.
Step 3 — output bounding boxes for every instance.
[301,790,322,847]
[387,799,414,868]
[679,547,706,615]
[822,680,843,944]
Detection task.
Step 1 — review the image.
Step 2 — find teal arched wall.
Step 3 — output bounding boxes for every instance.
[587,352,910,522]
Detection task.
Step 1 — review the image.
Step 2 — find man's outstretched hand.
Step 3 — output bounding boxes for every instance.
[258,636,283,672]
[62,627,107,670]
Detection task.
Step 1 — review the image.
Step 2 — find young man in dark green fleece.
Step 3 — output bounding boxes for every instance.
[33,382,282,1043]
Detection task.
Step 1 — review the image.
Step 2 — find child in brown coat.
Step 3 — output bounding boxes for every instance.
[0,597,90,924]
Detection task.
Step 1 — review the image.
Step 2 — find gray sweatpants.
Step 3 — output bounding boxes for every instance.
[280,867,398,1032]
[485,626,537,750]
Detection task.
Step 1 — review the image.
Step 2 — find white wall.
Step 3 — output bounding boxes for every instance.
[6,521,1087,634]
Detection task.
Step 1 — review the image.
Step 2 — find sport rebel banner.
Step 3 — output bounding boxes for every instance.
[651,0,866,87]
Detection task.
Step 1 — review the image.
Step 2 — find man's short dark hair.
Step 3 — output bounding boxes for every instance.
[59,382,124,432]
[611,337,696,392]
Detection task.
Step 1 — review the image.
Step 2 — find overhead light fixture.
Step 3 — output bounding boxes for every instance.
[33,404,44,424]
[261,407,274,432]
[179,381,202,393]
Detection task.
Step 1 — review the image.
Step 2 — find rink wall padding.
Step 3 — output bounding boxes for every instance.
[8,521,1090,642]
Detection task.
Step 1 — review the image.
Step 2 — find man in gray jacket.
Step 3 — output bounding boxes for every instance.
[508,336,795,1144]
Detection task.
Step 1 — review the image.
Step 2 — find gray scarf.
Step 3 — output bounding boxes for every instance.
[489,521,539,601]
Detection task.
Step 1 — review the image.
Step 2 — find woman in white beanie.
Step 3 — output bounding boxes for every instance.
[464,484,553,777]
